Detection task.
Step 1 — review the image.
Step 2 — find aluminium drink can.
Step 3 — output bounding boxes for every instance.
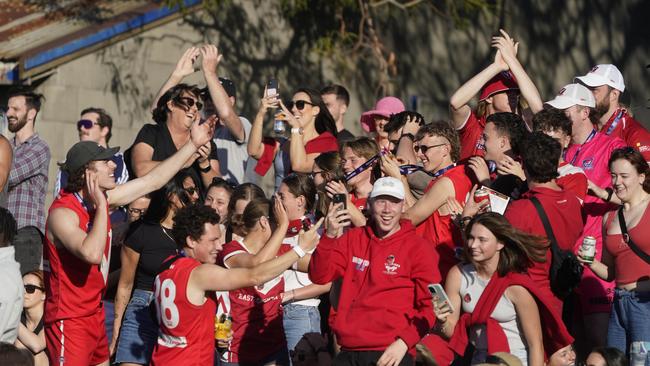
[581,236,597,263]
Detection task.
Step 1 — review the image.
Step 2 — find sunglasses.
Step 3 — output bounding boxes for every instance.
[286,100,315,111]
[185,187,198,196]
[128,208,146,216]
[77,119,98,130]
[414,143,447,154]
[174,96,203,111]
[25,284,44,294]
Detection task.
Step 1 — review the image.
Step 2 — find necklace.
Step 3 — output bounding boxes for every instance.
[161,226,175,243]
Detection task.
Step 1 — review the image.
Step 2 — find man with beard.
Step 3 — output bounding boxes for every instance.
[5,91,50,274]
[575,64,650,162]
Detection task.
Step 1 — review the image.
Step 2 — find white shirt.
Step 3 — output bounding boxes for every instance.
[213,116,252,185]
[0,246,23,343]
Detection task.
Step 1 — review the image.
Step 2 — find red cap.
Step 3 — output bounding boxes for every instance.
[479,71,519,101]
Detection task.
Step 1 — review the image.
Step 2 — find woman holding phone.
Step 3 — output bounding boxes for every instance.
[433,213,572,365]
[248,86,338,190]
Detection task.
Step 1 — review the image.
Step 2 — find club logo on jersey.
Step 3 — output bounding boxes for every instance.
[581,158,594,169]
[383,255,400,275]
[464,293,472,303]
[352,256,370,272]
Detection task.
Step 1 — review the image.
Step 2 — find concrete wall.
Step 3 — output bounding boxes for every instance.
[16,0,649,206]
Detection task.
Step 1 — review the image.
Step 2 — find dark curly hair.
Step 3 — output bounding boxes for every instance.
[485,112,529,156]
[152,84,202,124]
[532,108,572,137]
[62,162,93,193]
[383,110,425,134]
[521,132,561,183]
[172,203,221,249]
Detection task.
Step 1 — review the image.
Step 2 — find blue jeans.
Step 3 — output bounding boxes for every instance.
[607,288,650,366]
[283,304,321,352]
[114,289,157,365]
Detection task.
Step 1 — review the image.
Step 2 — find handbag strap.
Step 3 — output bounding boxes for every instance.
[530,196,561,256]
[617,207,650,264]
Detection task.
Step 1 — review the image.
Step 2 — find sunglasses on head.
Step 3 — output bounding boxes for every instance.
[25,284,44,294]
[286,100,314,111]
[414,143,447,154]
[173,96,203,111]
[77,119,98,130]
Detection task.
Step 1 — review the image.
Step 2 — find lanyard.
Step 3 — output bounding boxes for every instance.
[569,129,597,165]
[431,163,457,179]
[344,154,380,182]
[605,109,625,136]
[73,192,92,214]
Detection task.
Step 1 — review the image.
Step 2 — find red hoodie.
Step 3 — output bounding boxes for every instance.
[309,220,440,351]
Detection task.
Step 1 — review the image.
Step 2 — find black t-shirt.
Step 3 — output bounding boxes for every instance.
[125,221,178,291]
[492,173,527,200]
[132,123,218,192]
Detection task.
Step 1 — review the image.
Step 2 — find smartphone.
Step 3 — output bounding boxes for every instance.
[301,218,312,232]
[332,193,347,210]
[266,78,279,97]
[428,283,454,313]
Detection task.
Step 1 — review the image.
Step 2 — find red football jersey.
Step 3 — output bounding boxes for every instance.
[150,257,216,366]
[217,240,287,363]
[457,111,487,160]
[44,192,112,323]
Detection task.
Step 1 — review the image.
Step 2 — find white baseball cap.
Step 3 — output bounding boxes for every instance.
[575,64,625,92]
[369,177,405,200]
[545,83,596,110]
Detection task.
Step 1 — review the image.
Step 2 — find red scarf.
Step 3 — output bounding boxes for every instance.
[448,271,573,359]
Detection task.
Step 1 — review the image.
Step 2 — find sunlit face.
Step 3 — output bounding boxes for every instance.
[89,160,117,191]
[585,352,607,366]
[610,158,645,202]
[191,223,223,264]
[205,186,231,224]
[128,196,151,223]
[6,96,30,133]
[78,112,108,145]
[369,195,403,238]
[182,176,199,203]
[415,134,450,173]
[489,90,518,113]
[466,223,503,263]
[482,121,504,161]
[373,115,389,138]
[322,93,346,123]
[290,92,319,128]
[22,273,45,310]
[547,344,576,366]
[342,147,370,188]
[168,91,201,129]
[278,183,304,220]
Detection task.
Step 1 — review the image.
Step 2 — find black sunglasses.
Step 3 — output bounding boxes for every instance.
[286,100,315,111]
[25,284,44,294]
[185,187,198,195]
[77,119,98,130]
[484,355,508,365]
[414,143,447,154]
[174,96,203,111]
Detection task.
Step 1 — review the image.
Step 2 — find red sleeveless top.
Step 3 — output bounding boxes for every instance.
[44,191,112,323]
[604,207,650,286]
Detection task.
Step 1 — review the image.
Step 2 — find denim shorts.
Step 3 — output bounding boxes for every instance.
[114,289,157,365]
[607,288,650,366]
[283,304,321,352]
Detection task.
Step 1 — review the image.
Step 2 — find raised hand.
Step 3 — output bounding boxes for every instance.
[298,217,325,252]
[402,114,422,135]
[380,154,402,180]
[190,116,216,148]
[278,100,301,128]
[273,193,289,228]
[85,170,107,208]
[325,202,351,238]
[492,29,519,68]
[259,86,280,111]
[468,156,490,183]
[497,155,525,181]
[201,44,222,76]
[172,47,200,79]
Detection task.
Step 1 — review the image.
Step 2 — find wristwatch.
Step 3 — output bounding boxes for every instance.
[400,133,415,142]
[291,127,304,135]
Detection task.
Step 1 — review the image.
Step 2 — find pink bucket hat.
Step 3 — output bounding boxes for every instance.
[360,96,405,133]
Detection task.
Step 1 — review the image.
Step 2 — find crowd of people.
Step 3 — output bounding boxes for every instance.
[0,30,648,366]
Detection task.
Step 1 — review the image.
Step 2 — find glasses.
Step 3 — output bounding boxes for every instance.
[309,171,326,179]
[286,100,315,111]
[25,284,44,294]
[414,143,447,154]
[185,187,198,196]
[77,119,98,130]
[128,208,146,216]
[174,96,203,111]
[483,355,508,365]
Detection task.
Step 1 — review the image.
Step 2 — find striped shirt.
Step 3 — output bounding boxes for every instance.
[8,133,50,232]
